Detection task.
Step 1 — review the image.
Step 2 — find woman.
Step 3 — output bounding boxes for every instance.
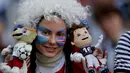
[30,17,72,73]
[0,0,108,73]
[14,0,88,73]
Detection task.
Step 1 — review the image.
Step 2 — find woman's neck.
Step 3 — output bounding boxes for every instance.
[36,51,64,67]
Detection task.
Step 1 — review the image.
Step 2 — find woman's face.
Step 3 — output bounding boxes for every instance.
[36,18,66,58]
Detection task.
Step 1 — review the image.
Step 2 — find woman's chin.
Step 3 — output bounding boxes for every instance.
[43,53,57,58]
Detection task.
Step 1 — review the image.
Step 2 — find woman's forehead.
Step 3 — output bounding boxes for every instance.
[39,18,66,31]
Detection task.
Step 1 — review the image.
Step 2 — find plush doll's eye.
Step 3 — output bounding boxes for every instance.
[23,30,26,33]
[77,33,81,37]
[84,31,87,34]
[23,30,30,35]
[13,28,18,31]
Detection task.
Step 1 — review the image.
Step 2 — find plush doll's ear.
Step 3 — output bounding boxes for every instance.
[71,41,75,45]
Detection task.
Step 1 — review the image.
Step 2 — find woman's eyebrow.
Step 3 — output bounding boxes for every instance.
[37,25,51,32]
[57,29,66,33]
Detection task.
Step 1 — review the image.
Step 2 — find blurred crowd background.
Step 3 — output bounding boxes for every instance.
[0,0,130,73]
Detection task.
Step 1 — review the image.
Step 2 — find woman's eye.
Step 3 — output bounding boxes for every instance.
[41,30,50,36]
[57,33,65,37]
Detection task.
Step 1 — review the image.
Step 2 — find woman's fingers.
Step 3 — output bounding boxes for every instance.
[4,54,12,63]
[104,51,108,58]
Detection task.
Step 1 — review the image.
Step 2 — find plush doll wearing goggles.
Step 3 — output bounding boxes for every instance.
[70,24,111,73]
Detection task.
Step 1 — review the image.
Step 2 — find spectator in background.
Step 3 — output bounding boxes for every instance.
[93,5,125,45]
[0,7,7,63]
[120,2,130,29]
[93,5,127,73]
[114,31,130,73]
[0,0,10,63]
[0,18,5,52]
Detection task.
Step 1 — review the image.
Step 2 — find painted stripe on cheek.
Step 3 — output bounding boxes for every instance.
[57,37,66,47]
[36,35,49,44]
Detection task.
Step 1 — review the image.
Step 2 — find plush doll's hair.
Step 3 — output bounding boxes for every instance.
[69,24,88,42]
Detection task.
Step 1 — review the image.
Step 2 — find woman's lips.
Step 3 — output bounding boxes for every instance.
[43,45,58,52]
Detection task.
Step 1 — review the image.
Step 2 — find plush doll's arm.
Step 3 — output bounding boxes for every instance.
[70,52,84,62]
[70,52,88,73]
[1,45,12,55]
[0,63,11,73]
[93,34,103,56]
[95,34,103,48]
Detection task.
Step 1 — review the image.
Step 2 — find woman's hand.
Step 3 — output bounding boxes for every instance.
[93,48,108,66]
[4,54,12,63]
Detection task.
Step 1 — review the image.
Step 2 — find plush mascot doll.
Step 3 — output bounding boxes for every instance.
[70,24,111,73]
[0,24,37,73]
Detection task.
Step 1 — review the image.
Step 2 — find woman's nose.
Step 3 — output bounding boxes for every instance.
[49,34,57,45]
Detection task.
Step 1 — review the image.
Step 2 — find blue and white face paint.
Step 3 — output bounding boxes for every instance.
[56,29,66,47]
[36,30,49,44]
[36,25,66,47]
[57,37,66,47]
[36,26,49,44]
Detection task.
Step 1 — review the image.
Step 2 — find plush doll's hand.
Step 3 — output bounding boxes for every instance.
[0,63,11,73]
[24,44,32,56]
[1,45,13,62]
[70,52,84,62]
[1,45,12,55]
[10,67,20,73]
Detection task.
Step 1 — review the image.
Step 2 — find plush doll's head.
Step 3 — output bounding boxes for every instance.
[12,24,37,44]
[12,25,25,40]
[69,24,92,48]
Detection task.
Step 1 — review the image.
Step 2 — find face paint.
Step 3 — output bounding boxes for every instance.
[36,30,49,44]
[36,35,49,44]
[57,37,66,47]
[37,25,51,31]
[57,29,65,33]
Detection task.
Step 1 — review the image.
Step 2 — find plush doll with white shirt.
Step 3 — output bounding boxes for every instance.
[0,24,37,73]
[69,24,111,73]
